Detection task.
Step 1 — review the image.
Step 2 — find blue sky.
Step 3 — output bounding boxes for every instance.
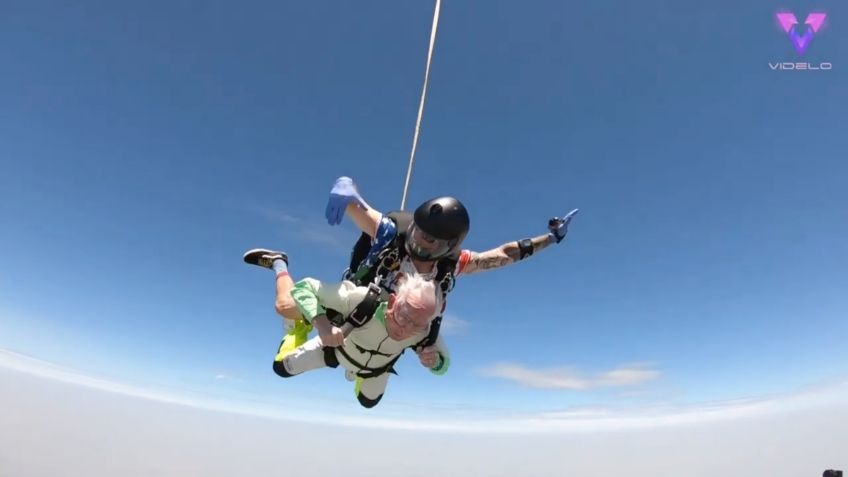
[2,0,847,422]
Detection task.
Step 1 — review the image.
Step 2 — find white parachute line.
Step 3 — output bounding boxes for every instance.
[400,0,442,211]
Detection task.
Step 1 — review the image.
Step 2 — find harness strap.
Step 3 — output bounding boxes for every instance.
[345,283,382,328]
[353,342,393,358]
[337,346,403,379]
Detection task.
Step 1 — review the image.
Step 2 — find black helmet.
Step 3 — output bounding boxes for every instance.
[405,197,470,261]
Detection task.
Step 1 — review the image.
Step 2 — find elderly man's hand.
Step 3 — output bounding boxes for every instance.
[314,316,345,348]
[416,345,439,369]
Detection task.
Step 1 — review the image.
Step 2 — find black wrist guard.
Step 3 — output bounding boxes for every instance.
[517,238,534,260]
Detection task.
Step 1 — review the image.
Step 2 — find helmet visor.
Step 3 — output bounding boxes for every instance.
[406,224,454,260]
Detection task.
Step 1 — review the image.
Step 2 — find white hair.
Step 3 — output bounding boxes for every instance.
[394,273,441,321]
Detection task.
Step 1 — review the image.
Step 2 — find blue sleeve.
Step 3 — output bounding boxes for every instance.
[373,216,398,246]
[362,216,397,266]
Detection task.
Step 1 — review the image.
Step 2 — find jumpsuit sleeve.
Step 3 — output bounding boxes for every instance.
[290,278,365,323]
[429,334,450,376]
[372,215,398,245]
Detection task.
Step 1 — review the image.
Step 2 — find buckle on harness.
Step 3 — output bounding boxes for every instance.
[346,283,382,328]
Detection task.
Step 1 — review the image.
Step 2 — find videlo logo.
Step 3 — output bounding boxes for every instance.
[770,12,832,71]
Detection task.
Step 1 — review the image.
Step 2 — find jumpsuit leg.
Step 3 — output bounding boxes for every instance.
[354,372,390,408]
[273,336,329,377]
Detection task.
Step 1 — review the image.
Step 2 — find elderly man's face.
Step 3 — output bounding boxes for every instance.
[386,294,432,341]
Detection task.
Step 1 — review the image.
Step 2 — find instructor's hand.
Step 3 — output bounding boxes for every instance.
[548,208,579,244]
[325,176,365,225]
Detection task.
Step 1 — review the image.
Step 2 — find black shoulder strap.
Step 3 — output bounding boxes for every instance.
[435,254,458,282]
[414,315,442,349]
[386,211,413,234]
[348,232,373,274]
[345,283,382,328]
[387,211,413,264]
[387,211,412,261]
[416,254,460,349]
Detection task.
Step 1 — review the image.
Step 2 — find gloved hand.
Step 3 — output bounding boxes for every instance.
[548,208,579,244]
[325,176,366,225]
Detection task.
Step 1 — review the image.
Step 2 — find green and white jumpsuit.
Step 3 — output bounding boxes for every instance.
[273,278,450,408]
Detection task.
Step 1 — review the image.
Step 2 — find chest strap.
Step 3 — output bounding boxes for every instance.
[345,283,382,328]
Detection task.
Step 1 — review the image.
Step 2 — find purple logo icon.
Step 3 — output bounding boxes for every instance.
[776,12,827,54]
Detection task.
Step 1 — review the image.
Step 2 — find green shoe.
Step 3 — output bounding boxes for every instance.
[354,376,363,397]
[274,320,312,361]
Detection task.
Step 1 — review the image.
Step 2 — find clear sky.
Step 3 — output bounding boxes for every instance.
[2,0,847,428]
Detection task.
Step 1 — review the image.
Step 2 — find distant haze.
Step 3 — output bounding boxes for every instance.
[1,364,845,477]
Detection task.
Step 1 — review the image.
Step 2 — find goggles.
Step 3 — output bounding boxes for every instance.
[405,224,455,260]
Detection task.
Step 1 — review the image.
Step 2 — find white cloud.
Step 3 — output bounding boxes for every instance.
[253,206,300,224]
[245,204,351,253]
[439,314,469,336]
[478,363,660,390]
[3,372,845,477]
[0,349,213,409]
[298,226,352,252]
[596,366,661,387]
[4,348,848,437]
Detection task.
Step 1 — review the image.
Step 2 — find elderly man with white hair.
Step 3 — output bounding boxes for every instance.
[272,272,448,408]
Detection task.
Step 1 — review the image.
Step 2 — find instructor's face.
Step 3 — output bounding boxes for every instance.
[406,225,452,260]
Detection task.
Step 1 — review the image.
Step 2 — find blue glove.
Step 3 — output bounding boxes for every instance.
[548,208,579,243]
[325,176,365,225]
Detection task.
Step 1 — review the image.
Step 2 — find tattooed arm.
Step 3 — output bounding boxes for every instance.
[460,232,555,275]
[460,209,580,275]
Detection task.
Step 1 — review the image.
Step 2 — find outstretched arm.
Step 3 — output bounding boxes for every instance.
[345,201,382,238]
[460,233,554,275]
[460,209,579,276]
